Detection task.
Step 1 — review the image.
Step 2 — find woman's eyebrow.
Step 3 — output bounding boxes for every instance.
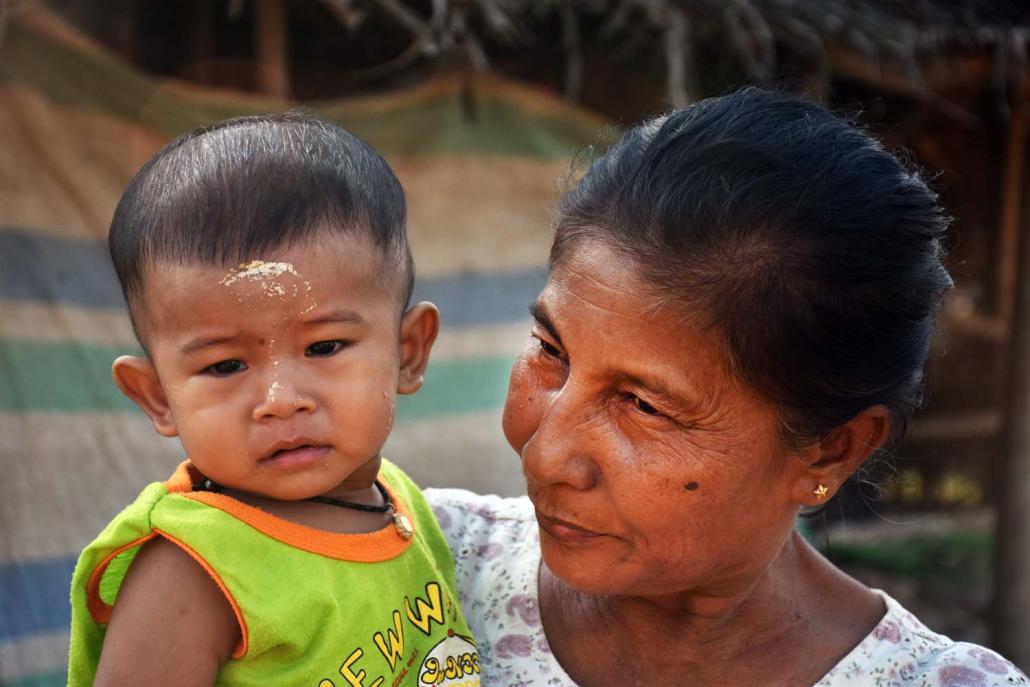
[617,372,684,405]
[529,302,563,345]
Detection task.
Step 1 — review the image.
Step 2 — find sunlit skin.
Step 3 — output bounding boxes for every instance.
[502,239,889,686]
[96,233,438,687]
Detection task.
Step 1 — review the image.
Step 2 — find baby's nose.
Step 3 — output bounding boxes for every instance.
[252,373,315,420]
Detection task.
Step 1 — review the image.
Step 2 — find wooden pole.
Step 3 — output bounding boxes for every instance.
[993,106,1030,671]
[255,0,290,98]
[998,108,1028,328]
[665,9,699,108]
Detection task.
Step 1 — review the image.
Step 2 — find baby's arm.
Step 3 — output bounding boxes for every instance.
[94,538,241,687]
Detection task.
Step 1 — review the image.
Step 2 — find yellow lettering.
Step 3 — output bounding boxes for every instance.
[419,657,440,684]
[404,583,444,636]
[447,655,463,680]
[338,649,384,687]
[459,652,478,676]
[373,611,406,670]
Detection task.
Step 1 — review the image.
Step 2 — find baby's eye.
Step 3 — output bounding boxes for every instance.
[306,340,347,358]
[205,360,246,376]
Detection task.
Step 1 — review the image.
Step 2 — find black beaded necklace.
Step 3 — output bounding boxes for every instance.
[192,478,414,539]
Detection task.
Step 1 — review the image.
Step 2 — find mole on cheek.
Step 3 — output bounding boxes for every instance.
[684,481,700,491]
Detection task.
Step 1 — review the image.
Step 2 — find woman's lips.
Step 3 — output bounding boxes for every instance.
[536,512,605,543]
[261,444,330,468]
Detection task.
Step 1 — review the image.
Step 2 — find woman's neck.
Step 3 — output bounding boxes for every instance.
[539,531,884,687]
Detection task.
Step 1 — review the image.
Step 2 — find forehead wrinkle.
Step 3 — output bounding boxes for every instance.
[550,251,741,421]
[556,260,677,327]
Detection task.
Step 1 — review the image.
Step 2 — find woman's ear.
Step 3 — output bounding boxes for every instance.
[397,302,440,395]
[112,355,179,437]
[790,405,891,506]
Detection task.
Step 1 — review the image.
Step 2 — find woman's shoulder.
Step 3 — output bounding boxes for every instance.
[421,488,540,592]
[424,489,578,686]
[818,591,1027,686]
[423,487,536,523]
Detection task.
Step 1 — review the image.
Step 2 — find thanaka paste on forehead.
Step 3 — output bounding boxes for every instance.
[219,260,315,301]
[219,260,299,286]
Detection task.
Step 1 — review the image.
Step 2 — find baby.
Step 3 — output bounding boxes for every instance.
[67,114,480,686]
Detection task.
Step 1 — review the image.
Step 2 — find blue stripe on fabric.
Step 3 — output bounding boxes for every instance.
[0,227,547,326]
[413,269,547,328]
[0,229,123,309]
[0,557,75,641]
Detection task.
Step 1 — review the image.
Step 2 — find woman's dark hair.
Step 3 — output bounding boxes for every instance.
[109,112,413,338]
[553,87,952,450]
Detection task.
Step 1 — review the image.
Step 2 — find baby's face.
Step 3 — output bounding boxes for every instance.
[139,236,404,500]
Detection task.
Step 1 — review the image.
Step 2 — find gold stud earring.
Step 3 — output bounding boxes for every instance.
[814,484,829,499]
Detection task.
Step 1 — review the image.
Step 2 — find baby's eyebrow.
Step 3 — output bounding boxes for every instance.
[179,334,238,355]
[303,309,365,325]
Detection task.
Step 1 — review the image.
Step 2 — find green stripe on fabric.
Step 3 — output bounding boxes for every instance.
[0,340,138,412]
[9,671,66,687]
[0,20,604,158]
[317,95,604,159]
[396,356,512,421]
[0,340,513,418]
[0,22,284,137]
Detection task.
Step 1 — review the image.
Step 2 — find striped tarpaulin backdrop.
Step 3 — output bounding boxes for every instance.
[0,7,609,684]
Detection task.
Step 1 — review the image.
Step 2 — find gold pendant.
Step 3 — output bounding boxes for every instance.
[393,512,414,539]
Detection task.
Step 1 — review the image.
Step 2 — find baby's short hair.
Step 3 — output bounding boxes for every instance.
[109,112,413,339]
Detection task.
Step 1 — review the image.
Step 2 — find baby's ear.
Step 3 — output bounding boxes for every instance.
[112,356,178,437]
[397,302,440,395]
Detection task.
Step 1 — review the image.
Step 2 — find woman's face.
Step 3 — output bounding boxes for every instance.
[503,240,806,601]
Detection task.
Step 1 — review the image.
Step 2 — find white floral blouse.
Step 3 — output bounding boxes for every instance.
[425,488,1028,687]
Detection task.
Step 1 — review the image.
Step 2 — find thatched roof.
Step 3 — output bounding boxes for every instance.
[320,0,1030,106]
[4,0,1026,107]
[756,0,1028,54]
[587,0,1026,103]
[732,0,1030,98]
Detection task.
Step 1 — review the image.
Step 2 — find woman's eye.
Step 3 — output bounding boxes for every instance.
[205,360,246,376]
[536,336,562,358]
[306,340,346,358]
[633,395,661,416]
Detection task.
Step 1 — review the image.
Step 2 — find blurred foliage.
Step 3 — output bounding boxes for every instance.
[825,530,992,586]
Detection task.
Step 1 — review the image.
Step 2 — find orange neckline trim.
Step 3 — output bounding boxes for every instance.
[164,461,416,563]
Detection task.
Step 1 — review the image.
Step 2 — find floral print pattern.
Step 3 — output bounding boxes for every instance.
[425,488,1028,686]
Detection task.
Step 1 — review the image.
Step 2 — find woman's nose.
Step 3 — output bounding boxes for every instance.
[521,380,599,491]
[252,368,316,421]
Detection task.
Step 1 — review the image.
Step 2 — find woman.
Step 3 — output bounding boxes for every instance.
[426,88,1028,686]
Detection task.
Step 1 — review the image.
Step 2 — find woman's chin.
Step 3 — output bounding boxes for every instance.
[539,532,629,595]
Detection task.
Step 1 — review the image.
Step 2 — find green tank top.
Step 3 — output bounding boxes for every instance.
[68,459,481,687]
